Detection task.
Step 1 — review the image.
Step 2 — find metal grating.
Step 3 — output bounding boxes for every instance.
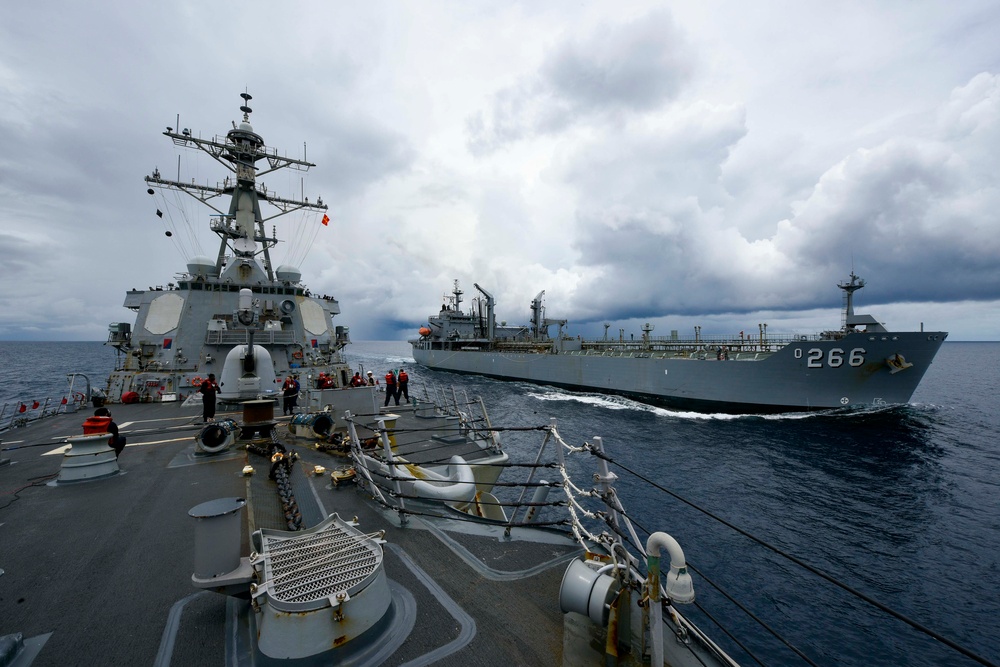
[256,514,382,609]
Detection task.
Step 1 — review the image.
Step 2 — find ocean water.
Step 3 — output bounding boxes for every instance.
[0,341,117,414]
[2,340,997,666]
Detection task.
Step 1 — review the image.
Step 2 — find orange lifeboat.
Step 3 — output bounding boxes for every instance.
[418,327,431,337]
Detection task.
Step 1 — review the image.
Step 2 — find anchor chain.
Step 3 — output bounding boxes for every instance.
[247,441,303,530]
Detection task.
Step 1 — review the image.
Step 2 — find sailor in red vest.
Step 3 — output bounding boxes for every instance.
[282,376,299,415]
[383,370,399,407]
[94,407,126,458]
[199,374,220,422]
[397,369,409,402]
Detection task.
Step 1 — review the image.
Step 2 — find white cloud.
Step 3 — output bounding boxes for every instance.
[466,8,694,155]
[1,1,999,343]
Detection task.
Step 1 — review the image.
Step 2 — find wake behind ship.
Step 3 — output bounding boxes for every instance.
[411,278,947,413]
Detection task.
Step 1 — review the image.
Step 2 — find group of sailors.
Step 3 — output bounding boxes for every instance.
[349,371,377,387]
[346,369,409,405]
[381,369,408,407]
[280,367,411,414]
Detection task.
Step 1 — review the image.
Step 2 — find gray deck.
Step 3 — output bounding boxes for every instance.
[0,400,581,666]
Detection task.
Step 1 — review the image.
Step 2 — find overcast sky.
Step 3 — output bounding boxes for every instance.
[2,1,999,342]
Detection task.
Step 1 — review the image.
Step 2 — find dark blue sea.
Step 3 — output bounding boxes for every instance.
[2,340,997,667]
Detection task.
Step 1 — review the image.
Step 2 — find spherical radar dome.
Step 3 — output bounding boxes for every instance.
[275,265,302,283]
[187,255,216,277]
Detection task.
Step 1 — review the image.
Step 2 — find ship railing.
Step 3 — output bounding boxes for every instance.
[340,386,504,522]
[492,342,555,353]
[1,387,93,432]
[1,400,58,431]
[205,330,298,345]
[578,337,805,355]
[413,384,502,452]
[343,411,738,666]
[338,400,997,667]
[550,428,740,666]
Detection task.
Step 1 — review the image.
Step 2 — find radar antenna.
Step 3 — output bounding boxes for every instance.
[145,92,328,281]
[838,271,866,330]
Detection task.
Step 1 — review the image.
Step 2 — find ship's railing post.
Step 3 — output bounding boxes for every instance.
[66,373,92,407]
[592,436,621,536]
[505,417,557,537]
[345,411,387,506]
[551,418,566,468]
[476,397,502,453]
[591,438,649,562]
[460,389,476,434]
[378,417,407,526]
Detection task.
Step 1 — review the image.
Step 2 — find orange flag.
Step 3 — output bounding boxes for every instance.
[321,214,330,226]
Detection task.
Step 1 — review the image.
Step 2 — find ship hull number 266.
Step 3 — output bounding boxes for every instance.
[793,347,866,368]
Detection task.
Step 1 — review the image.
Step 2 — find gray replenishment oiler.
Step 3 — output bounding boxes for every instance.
[104,93,352,405]
[2,94,993,667]
[411,277,948,413]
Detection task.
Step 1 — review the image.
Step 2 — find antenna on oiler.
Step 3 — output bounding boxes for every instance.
[240,92,253,116]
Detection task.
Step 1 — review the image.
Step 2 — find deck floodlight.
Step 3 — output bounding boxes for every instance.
[647,532,695,604]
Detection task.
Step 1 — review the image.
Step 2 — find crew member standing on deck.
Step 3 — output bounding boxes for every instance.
[397,368,409,403]
[384,370,399,407]
[200,373,220,422]
[282,376,298,415]
[366,371,376,386]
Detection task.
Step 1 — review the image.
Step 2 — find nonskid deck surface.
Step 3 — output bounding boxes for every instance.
[250,404,580,665]
[0,402,581,666]
[0,402,242,666]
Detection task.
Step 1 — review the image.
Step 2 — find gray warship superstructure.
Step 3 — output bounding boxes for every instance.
[411,276,948,413]
[105,93,351,404]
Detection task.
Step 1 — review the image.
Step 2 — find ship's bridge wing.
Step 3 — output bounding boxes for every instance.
[123,290,145,310]
[846,313,887,332]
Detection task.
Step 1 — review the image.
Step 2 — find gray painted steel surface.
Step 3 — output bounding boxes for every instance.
[411,278,947,412]
[105,97,351,404]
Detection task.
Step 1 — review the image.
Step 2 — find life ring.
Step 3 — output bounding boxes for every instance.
[291,351,303,359]
[73,392,86,403]
[192,376,203,386]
